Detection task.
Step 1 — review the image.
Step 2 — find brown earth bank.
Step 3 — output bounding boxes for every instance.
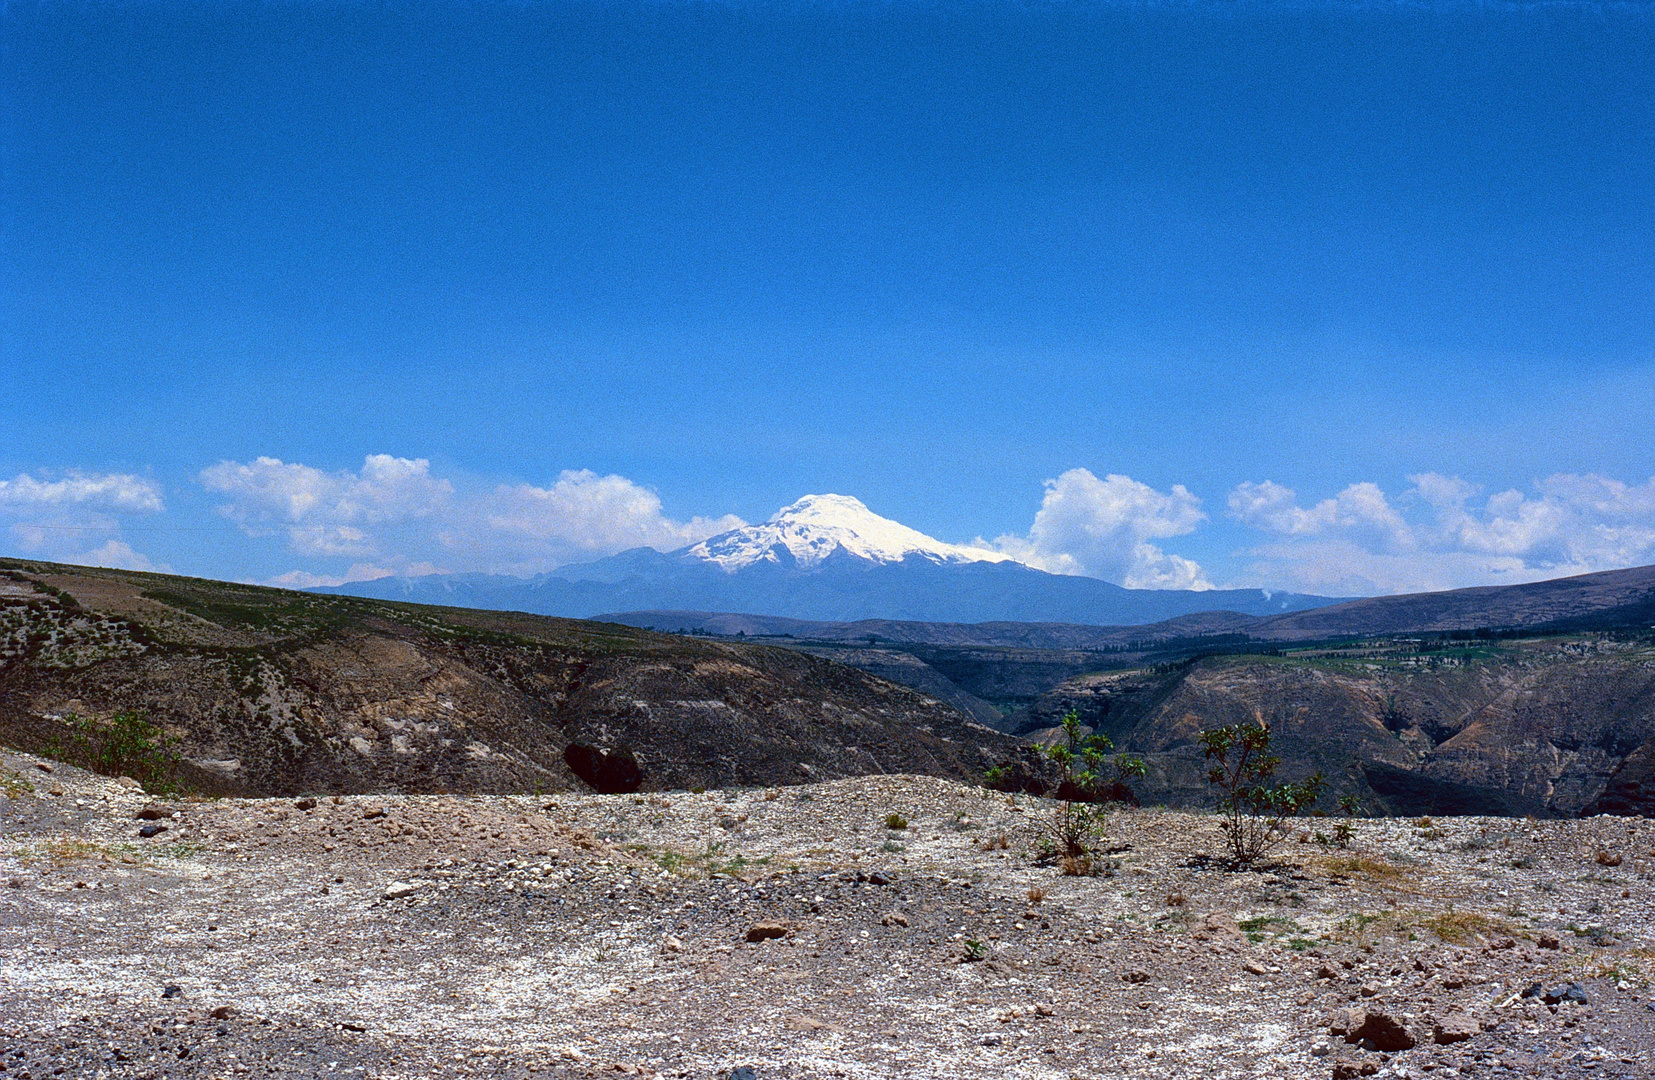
[4,752,1654,1080]
[0,562,1030,799]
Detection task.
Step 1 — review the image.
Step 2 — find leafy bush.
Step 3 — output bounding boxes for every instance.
[1039,710,1111,861]
[1038,710,1146,863]
[52,710,184,794]
[883,813,908,830]
[1199,722,1323,865]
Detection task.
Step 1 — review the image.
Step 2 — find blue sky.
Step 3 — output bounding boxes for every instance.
[2,1,1653,596]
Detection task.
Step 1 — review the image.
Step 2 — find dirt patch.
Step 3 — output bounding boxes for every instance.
[4,750,1654,1079]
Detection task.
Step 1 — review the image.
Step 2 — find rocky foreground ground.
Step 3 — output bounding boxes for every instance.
[3,750,1653,1080]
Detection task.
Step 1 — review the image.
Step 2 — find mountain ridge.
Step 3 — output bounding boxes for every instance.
[315,493,1340,623]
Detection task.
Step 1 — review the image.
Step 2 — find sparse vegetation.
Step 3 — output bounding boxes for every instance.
[1424,910,1516,944]
[1199,722,1323,865]
[0,766,34,798]
[883,813,908,830]
[48,710,184,794]
[1037,710,1111,865]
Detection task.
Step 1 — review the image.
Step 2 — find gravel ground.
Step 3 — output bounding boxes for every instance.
[3,750,1654,1080]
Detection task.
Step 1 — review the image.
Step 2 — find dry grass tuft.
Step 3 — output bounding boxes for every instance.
[1423,910,1515,944]
[1027,885,1047,904]
[982,833,1010,851]
[0,767,34,798]
[1324,855,1408,880]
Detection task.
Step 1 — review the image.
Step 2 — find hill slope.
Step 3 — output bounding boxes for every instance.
[0,560,1024,796]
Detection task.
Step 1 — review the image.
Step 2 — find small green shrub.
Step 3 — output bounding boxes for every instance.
[1199,722,1323,866]
[50,711,184,794]
[884,813,908,830]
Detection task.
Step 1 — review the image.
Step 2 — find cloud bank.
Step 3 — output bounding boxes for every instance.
[1229,472,1655,594]
[202,456,744,582]
[0,470,170,572]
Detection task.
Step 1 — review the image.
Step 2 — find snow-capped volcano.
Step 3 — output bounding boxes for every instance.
[687,494,1016,572]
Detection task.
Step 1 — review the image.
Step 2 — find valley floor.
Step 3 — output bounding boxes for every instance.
[3,752,1653,1080]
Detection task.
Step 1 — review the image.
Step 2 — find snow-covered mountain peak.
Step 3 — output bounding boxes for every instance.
[687,493,1016,572]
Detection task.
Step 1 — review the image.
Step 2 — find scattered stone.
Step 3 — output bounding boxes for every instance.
[745,922,789,943]
[139,823,168,838]
[1543,983,1589,1006]
[1243,960,1270,975]
[1331,1057,1379,1079]
[1202,912,1244,939]
[209,1006,235,1020]
[384,881,421,900]
[48,784,64,797]
[362,806,387,820]
[1124,968,1151,984]
[135,804,172,820]
[727,1067,758,1080]
[880,911,909,927]
[341,1021,366,1032]
[162,985,184,999]
[1346,1010,1416,1052]
[1328,1007,1367,1037]
[1317,964,1341,980]
[1536,932,1561,949]
[1432,1013,1479,1045]
[294,797,318,810]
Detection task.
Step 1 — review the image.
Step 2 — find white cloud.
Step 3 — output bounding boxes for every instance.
[0,471,163,512]
[1229,480,1413,549]
[265,561,435,589]
[0,469,168,571]
[75,540,173,574]
[984,469,1212,590]
[203,456,744,578]
[460,470,746,574]
[1229,472,1655,594]
[200,454,454,556]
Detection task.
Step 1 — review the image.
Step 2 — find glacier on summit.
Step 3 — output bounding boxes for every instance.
[687,494,1014,572]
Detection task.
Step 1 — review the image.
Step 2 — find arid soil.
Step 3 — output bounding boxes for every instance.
[4,750,1654,1080]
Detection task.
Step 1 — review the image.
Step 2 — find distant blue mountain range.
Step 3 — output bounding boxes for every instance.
[314,495,1342,624]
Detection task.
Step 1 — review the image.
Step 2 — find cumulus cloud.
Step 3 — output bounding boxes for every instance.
[0,471,163,512]
[1228,472,1655,594]
[202,455,744,579]
[0,469,169,572]
[75,540,172,574]
[201,454,454,556]
[459,470,746,574]
[984,469,1212,590]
